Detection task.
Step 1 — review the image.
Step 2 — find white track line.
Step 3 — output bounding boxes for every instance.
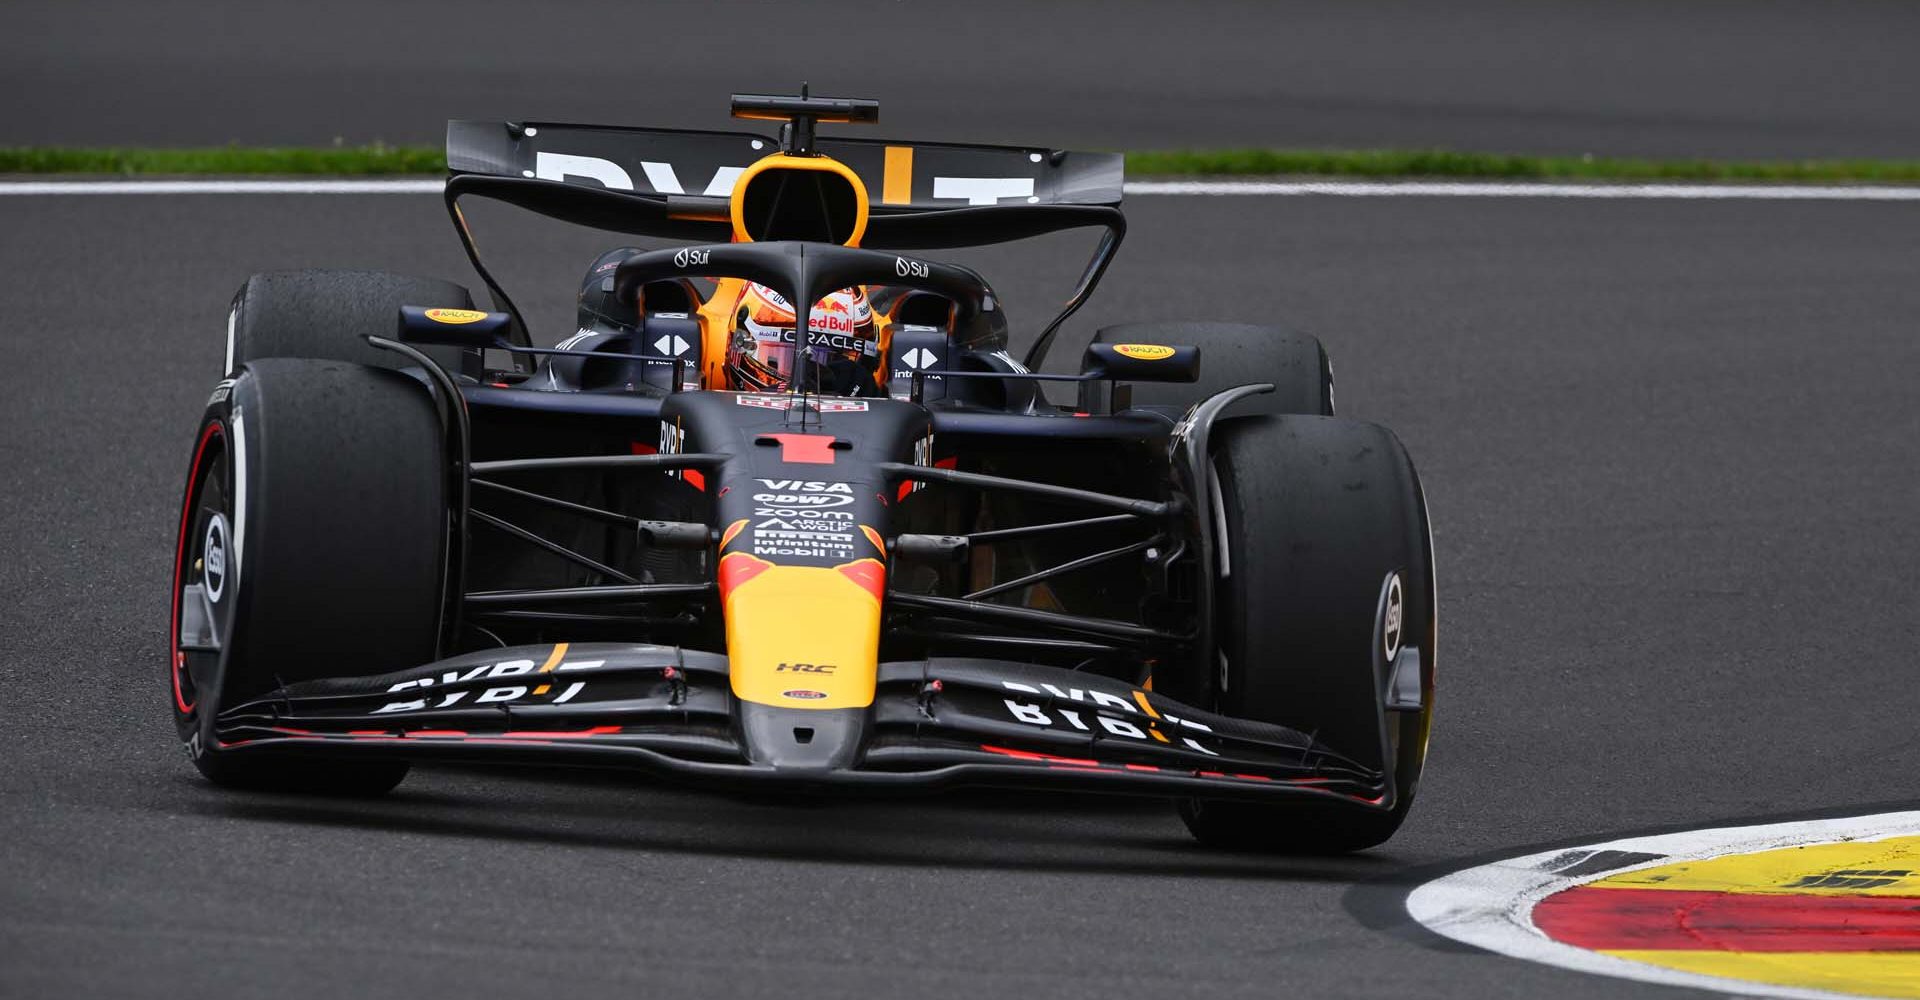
[1131,180,1920,200]
[3,178,1919,200]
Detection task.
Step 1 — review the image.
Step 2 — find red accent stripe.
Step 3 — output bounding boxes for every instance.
[629,441,658,455]
[763,433,837,465]
[717,552,774,598]
[494,726,621,739]
[834,559,886,601]
[170,421,224,715]
[683,468,706,491]
[979,744,1100,768]
[1535,886,1920,953]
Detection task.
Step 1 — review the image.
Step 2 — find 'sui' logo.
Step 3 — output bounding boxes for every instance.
[1382,572,1405,661]
[895,256,930,279]
[673,247,710,268]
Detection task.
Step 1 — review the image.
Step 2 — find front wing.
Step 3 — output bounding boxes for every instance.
[212,643,1392,809]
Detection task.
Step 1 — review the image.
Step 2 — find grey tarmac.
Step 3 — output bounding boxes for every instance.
[1,188,1916,997]
[5,0,1920,158]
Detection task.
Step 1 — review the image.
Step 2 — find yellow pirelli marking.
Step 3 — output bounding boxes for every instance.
[883,146,913,205]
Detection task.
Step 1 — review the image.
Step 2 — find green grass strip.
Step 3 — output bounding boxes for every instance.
[1126,149,1920,183]
[0,144,447,176]
[5,144,1920,183]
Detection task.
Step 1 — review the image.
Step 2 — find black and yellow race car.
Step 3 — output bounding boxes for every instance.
[168,90,1435,851]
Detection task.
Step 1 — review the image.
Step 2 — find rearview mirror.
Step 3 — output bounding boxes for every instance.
[397,305,512,349]
[1079,342,1201,383]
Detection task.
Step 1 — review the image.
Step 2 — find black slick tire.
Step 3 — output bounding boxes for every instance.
[169,359,449,795]
[1179,414,1436,852]
[226,269,475,375]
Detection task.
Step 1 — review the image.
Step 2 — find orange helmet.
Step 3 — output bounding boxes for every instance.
[725,282,880,394]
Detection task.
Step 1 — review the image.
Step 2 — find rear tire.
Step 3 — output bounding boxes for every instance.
[1179,415,1435,852]
[1094,321,1333,417]
[169,359,449,794]
[226,269,475,375]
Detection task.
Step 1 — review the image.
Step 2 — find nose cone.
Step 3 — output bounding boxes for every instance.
[737,702,867,771]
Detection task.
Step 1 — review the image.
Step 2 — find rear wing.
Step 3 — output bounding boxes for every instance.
[442,119,1125,369]
[446,120,1124,212]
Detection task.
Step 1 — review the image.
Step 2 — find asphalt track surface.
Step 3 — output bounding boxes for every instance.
[2,185,1917,998]
[6,0,1920,159]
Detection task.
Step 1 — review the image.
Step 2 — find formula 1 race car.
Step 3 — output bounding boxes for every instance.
[168,90,1435,851]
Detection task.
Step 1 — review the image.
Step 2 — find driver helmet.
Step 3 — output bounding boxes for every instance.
[725,282,881,395]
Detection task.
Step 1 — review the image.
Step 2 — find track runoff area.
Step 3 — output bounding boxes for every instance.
[1410,812,1920,998]
[21,174,1915,1000]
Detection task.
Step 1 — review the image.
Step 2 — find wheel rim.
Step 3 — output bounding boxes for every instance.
[171,421,233,720]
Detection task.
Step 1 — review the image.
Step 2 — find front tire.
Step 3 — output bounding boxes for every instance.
[1180,415,1435,852]
[170,359,449,794]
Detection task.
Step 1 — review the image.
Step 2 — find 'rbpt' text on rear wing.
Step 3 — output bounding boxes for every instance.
[445,120,1124,210]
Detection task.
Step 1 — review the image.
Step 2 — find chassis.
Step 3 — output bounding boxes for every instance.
[169,90,1436,850]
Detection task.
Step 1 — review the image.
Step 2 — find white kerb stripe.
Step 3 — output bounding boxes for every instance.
[3,178,1920,200]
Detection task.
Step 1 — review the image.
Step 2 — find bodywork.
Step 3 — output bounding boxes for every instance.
[187,107,1420,814]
